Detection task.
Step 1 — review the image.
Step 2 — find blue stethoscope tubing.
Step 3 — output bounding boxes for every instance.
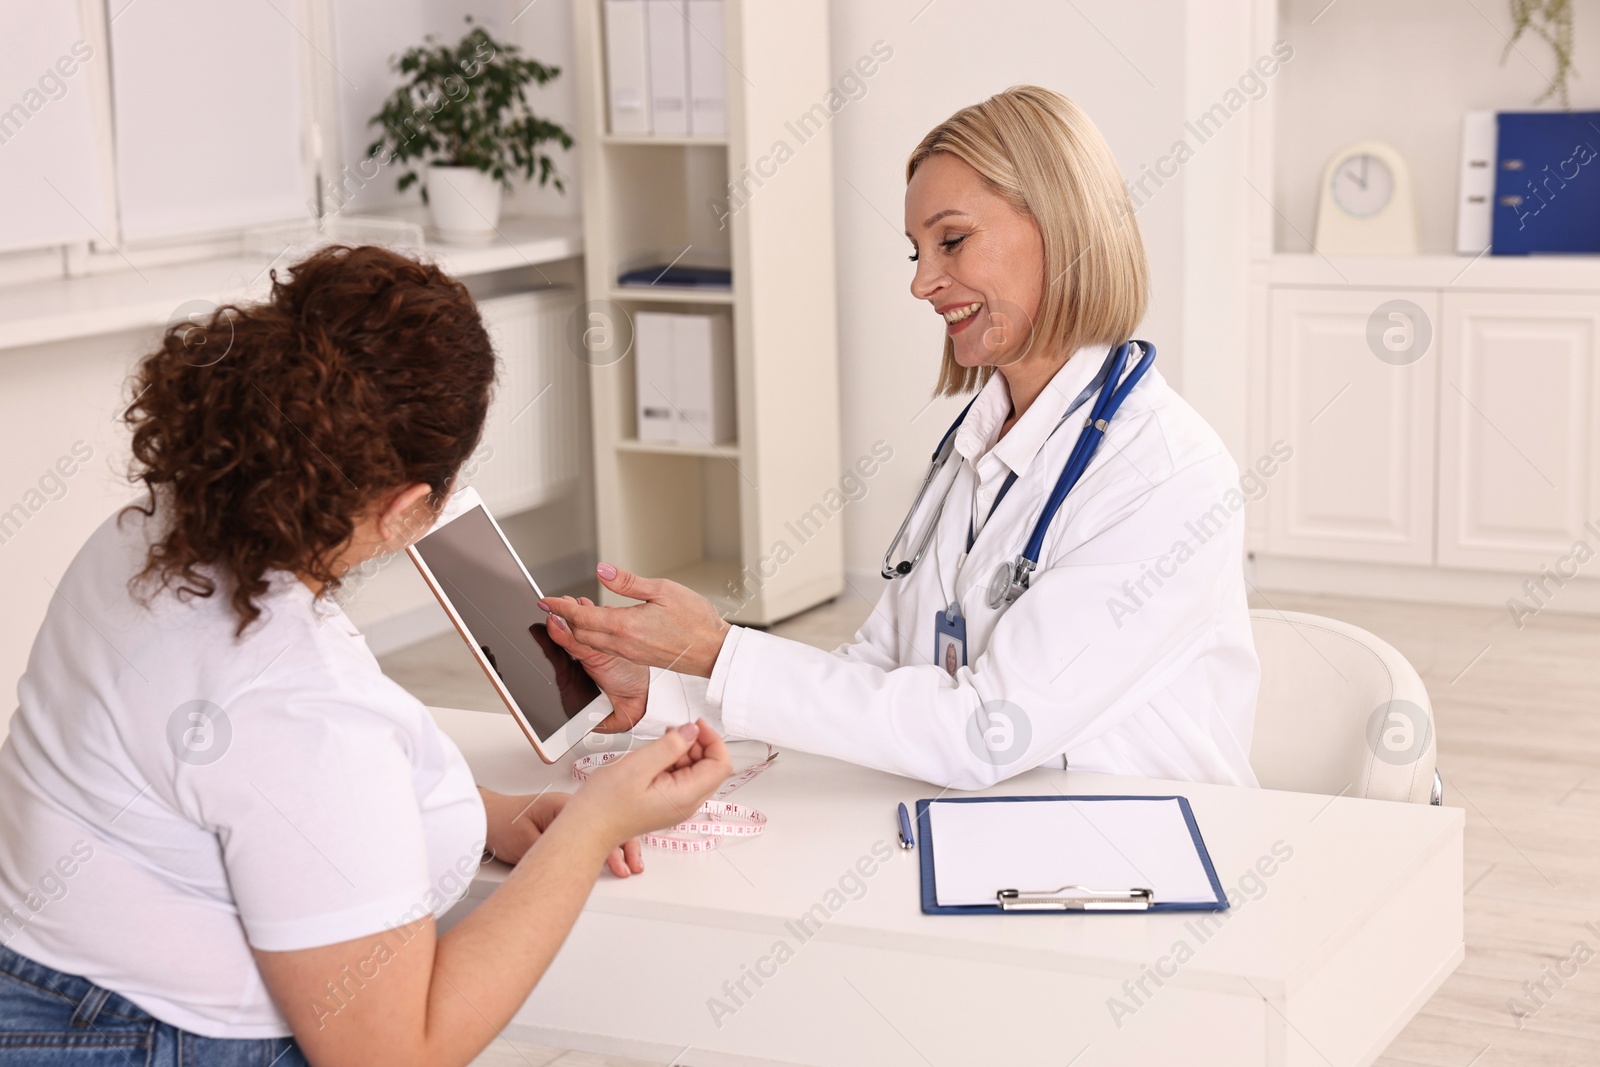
[880,340,1156,609]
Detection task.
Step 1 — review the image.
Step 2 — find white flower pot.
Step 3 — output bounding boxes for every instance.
[424,164,502,244]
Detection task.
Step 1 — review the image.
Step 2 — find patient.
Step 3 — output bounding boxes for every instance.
[0,245,731,1067]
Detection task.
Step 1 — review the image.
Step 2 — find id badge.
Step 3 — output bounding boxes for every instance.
[933,602,967,676]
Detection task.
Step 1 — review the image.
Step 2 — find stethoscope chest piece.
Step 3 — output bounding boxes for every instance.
[987,556,1034,609]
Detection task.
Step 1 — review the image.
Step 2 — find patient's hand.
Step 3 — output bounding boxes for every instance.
[538,597,649,733]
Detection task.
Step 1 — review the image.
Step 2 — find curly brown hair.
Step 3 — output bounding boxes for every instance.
[123,244,496,634]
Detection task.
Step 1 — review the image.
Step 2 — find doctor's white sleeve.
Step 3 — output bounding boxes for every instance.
[691,452,1249,789]
[634,581,905,736]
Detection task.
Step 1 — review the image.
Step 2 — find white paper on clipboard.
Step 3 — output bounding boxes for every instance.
[927,798,1218,907]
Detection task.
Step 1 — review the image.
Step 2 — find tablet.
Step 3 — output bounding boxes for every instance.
[408,486,611,763]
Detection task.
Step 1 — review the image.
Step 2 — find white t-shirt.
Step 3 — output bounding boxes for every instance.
[0,505,486,1038]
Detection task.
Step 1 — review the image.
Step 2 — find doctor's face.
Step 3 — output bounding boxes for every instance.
[905,153,1045,371]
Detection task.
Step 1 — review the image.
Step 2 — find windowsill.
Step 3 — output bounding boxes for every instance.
[0,213,583,350]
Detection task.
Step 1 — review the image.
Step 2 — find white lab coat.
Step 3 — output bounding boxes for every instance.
[640,344,1261,790]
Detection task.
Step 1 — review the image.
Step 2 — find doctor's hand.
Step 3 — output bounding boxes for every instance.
[539,562,731,680]
[537,597,650,733]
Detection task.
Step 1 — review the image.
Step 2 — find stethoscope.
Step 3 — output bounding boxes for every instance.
[880,340,1155,609]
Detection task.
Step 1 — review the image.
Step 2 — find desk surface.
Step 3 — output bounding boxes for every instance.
[435,704,1462,1001]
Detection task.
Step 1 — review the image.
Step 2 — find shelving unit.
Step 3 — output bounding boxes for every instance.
[571,0,843,624]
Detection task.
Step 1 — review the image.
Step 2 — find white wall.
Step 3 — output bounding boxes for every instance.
[501,0,583,220]
[826,0,1259,581]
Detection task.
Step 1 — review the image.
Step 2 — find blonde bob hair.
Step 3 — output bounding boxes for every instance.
[907,85,1148,397]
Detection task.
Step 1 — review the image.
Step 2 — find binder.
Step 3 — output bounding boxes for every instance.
[634,311,677,442]
[673,312,734,446]
[633,311,735,446]
[1490,110,1600,255]
[686,0,726,136]
[604,0,652,135]
[1456,110,1495,255]
[645,0,689,136]
[916,795,1228,914]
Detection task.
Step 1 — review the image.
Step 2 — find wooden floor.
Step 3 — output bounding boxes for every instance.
[381,586,1600,1067]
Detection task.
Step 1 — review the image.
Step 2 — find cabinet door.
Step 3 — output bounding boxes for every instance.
[1438,292,1600,571]
[1265,288,1439,564]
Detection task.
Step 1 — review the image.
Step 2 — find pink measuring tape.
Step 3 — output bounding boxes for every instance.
[570,742,777,853]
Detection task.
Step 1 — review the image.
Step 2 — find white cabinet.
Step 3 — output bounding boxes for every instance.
[1259,280,1600,581]
[1266,288,1439,564]
[1438,293,1600,571]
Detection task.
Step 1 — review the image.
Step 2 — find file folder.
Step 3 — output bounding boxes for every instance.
[634,311,677,443]
[604,0,652,135]
[645,0,689,136]
[1456,110,1496,254]
[1490,110,1600,255]
[686,0,726,136]
[916,795,1228,914]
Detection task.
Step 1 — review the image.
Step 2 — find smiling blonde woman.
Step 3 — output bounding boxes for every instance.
[542,85,1261,791]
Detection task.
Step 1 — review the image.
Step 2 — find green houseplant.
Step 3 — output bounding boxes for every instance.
[366,19,574,242]
[1504,0,1575,108]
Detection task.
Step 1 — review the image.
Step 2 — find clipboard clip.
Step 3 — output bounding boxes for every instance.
[996,885,1154,911]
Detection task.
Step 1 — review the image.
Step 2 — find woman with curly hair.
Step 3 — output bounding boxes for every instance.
[0,245,731,1066]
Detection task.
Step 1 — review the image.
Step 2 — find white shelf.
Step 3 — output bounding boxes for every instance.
[615,437,739,459]
[0,212,582,350]
[422,213,583,277]
[607,285,735,304]
[1267,252,1600,292]
[601,133,728,147]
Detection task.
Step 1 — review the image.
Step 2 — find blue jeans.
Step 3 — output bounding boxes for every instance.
[0,943,308,1066]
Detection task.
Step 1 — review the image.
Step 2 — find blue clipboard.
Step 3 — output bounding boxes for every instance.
[916,795,1229,914]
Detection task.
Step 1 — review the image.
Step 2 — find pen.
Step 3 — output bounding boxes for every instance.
[897,802,915,850]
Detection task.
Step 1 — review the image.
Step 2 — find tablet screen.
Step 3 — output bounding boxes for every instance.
[412,504,602,740]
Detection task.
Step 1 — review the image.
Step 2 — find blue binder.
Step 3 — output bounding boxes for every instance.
[1491,110,1600,255]
[916,795,1229,915]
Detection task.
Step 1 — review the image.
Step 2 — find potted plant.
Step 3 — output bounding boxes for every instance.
[366,19,574,243]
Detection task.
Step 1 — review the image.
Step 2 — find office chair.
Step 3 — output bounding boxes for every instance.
[1248,610,1443,805]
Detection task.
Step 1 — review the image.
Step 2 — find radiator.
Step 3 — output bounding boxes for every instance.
[468,288,583,516]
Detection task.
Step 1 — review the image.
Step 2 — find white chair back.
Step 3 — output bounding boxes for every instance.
[1248,610,1439,805]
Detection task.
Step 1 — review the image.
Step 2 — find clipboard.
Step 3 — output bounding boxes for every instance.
[916,795,1229,914]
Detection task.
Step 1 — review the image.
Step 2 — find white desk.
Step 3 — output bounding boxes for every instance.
[432,706,1463,1067]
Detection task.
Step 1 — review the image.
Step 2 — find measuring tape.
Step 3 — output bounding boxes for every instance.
[570,742,777,853]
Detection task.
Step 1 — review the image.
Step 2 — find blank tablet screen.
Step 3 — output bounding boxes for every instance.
[412,504,602,740]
